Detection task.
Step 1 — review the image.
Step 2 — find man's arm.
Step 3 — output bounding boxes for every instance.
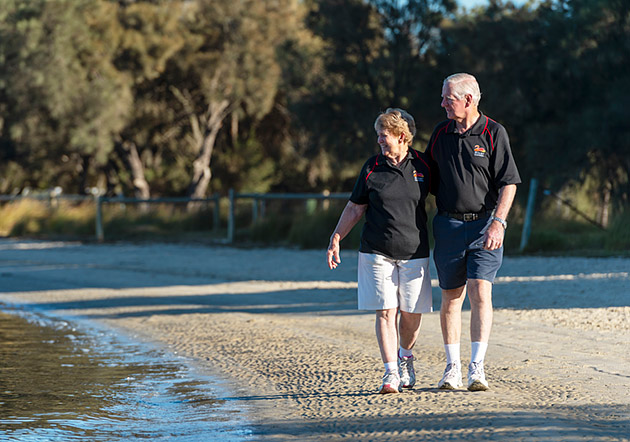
[327,201,367,269]
[484,184,517,251]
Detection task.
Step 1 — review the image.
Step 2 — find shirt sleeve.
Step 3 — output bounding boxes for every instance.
[491,125,521,187]
[349,158,373,205]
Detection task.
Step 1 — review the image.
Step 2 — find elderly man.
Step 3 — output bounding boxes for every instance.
[427,73,521,391]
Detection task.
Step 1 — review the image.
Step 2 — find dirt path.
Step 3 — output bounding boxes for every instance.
[0,239,628,441]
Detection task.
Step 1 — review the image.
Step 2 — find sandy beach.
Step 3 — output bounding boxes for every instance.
[0,239,628,441]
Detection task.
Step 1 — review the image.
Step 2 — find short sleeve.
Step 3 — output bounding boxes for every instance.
[492,125,521,187]
[349,157,374,205]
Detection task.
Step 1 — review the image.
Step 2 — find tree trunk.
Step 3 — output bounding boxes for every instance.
[600,181,611,228]
[117,140,151,200]
[187,99,230,201]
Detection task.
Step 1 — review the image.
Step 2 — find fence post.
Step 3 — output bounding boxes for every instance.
[213,193,220,232]
[95,195,104,242]
[252,197,258,224]
[227,189,235,243]
[519,178,538,252]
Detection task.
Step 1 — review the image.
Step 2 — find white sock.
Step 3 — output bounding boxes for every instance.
[399,346,413,359]
[445,343,460,366]
[384,361,398,373]
[471,341,488,364]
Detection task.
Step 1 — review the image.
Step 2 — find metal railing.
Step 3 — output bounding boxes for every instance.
[0,191,350,243]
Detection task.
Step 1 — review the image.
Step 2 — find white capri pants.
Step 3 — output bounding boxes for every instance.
[357,252,433,313]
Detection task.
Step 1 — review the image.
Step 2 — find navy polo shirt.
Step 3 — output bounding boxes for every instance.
[350,149,433,260]
[427,112,521,213]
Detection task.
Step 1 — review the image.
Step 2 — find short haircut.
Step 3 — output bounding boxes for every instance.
[444,73,482,106]
[374,108,415,146]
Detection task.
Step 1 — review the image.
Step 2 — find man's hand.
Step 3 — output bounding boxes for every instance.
[327,233,341,269]
[483,221,505,251]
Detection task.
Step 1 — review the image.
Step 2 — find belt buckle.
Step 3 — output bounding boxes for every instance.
[463,213,476,222]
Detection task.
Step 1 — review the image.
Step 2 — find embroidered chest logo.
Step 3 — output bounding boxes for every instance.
[473,145,487,157]
[413,170,424,182]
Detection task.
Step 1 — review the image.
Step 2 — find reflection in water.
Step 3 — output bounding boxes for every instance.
[0,307,252,441]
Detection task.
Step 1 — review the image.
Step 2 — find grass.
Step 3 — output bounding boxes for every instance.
[1,199,628,257]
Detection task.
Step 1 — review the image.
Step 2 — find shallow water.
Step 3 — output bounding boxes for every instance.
[0,306,252,441]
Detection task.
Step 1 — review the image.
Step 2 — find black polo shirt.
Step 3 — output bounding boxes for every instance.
[427,112,521,213]
[350,149,433,260]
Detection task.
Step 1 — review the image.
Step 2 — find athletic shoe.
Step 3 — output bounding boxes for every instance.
[467,361,489,391]
[399,356,416,389]
[379,370,401,394]
[437,362,463,390]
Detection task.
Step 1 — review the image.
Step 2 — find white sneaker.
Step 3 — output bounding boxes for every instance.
[379,370,401,394]
[467,361,489,391]
[399,356,416,389]
[438,362,462,389]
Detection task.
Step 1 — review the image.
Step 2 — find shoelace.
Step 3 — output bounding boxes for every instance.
[469,362,484,376]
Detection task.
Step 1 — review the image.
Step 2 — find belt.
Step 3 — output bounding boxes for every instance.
[437,210,493,222]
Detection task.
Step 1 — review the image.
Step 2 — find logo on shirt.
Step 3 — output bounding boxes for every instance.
[473,145,486,157]
[413,170,424,182]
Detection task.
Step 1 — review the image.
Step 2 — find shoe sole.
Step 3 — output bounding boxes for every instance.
[438,382,462,390]
[401,383,415,389]
[467,380,489,391]
[379,384,400,394]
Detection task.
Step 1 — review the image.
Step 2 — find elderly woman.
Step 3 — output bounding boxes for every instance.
[327,108,435,393]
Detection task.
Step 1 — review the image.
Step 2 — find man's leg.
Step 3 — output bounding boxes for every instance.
[438,285,466,389]
[440,285,466,345]
[466,278,493,391]
[375,308,400,393]
[467,278,493,344]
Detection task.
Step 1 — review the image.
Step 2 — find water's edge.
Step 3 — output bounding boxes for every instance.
[0,302,254,442]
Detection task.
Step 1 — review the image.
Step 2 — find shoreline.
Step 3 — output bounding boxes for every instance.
[0,239,628,441]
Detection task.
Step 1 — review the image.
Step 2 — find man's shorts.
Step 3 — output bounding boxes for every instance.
[357,252,433,313]
[432,213,503,290]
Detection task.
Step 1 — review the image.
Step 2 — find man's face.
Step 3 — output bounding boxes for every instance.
[441,83,468,121]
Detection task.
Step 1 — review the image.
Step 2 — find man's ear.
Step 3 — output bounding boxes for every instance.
[465,94,474,107]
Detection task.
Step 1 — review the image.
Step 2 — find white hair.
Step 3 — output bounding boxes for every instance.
[444,73,482,106]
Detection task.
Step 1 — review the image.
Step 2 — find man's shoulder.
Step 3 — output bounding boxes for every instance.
[483,114,508,134]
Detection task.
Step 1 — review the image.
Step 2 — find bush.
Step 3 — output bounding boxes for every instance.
[605,210,630,251]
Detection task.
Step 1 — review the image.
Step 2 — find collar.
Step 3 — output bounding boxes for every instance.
[381,149,413,167]
[447,111,486,136]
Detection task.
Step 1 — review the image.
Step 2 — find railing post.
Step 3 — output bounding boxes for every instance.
[213,193,220,232]
[519,178,538,252]
[252,197,258,224]
[95,195,104,242]
[227,189,235,243]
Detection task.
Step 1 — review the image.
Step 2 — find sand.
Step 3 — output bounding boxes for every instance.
[0,239,628,441]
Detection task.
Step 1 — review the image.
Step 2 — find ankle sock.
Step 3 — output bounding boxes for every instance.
[471,341,488,364]
[445,343,461,366]
[384,361,398,373]
[399,347,413,359]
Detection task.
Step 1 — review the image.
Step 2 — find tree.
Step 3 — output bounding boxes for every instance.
[0,0,135,193]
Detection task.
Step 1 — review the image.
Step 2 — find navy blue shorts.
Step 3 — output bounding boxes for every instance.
[432,213,503,290]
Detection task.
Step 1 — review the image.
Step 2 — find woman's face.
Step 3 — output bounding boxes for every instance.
[377,128,404,159]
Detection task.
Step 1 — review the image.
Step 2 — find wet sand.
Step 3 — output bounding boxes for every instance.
[0,239,628,441]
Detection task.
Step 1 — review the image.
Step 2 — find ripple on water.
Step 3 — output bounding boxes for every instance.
[0,306,253,442]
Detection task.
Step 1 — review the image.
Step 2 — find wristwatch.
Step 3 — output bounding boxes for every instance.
[492,215,507,230]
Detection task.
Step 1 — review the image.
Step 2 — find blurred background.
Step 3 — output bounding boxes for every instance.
[0,0,628,253]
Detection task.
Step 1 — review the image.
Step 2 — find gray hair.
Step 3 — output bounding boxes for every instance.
[444,73,482,106]
[374,108,416,146]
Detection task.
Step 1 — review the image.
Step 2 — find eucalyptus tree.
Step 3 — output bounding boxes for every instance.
[159,0,304,198]
[294,0,456,191]
[0,0,132,193]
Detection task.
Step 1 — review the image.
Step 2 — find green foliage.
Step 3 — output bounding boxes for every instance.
[248,207,362,250]
[0,0,629,229]
[605,210,630,251]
